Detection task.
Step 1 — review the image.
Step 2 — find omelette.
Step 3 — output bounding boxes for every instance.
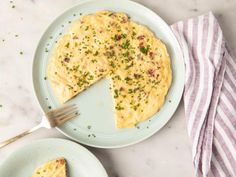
[31,158,67,177]
[48,11,172,128]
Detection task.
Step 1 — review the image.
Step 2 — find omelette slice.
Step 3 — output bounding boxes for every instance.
[31,158,67,177]
[48,11,172,128]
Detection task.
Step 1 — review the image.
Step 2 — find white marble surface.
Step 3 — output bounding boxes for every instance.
[0,0,236,176]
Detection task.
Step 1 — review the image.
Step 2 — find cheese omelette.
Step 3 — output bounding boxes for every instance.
[48,11,172,128]
[31,158,67,177]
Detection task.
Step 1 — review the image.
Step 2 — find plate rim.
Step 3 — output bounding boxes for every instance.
[32,0,185,148]
[0,138,108,177]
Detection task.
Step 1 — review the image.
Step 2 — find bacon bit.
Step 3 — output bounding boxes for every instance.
[119,87,124,91]
[73,36,79,40]
[99,30,103,33]
[56,159,65,165]
[149,52,155,59]
[99,68,104,72]
[139,42,144,48]
[110,45,114,49]
[137,35,145,40]
[115,35,122,41]
[80,20,84,24]
[156,74,159,78]
[121,17,127,23]
[64,57,70,63]
[147,69,155,77]
[134,73,141,79]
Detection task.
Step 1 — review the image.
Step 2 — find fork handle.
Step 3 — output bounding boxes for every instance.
[0,124,42,148]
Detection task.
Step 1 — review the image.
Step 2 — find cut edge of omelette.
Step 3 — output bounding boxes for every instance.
[31,157,67,177]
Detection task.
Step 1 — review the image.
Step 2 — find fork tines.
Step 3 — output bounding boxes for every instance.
[46,104,79,126]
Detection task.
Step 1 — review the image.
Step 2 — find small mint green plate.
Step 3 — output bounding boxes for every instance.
[0,138,108,177]
[32,0,184,148]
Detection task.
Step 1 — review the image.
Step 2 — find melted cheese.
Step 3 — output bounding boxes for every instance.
[48,11,172,128]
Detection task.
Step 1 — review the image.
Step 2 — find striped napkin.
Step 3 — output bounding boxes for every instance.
[171,12,236,177]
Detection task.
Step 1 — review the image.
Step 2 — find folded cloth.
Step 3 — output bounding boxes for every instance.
[171,12,236,177]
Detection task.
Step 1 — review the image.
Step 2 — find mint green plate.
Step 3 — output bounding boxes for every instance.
[32,0,184,148]
[0,138,108,177]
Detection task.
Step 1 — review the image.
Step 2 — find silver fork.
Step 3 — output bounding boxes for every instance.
[0,104,78,148]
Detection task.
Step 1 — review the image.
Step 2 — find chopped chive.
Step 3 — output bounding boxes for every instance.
[140,45,150,55]
[114,89,119,98]
[121,40,130,49]
[65,42,70,48]
[92,134,96,137]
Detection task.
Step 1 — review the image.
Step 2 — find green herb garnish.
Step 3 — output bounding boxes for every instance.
[88,75,94,80]
[110,61,116,68]
[112,34,121,41]
[122,51,129,57]
[93,51,99,56]
[121,33,127,38]
[140,45,150,55]
[128,89,133,94]
[65,42,70,48]
[115,105,124,110]
[121,40,130,49]
[114,89,119,98]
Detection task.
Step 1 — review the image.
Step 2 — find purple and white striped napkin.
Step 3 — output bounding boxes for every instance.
[171,12,236,177]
